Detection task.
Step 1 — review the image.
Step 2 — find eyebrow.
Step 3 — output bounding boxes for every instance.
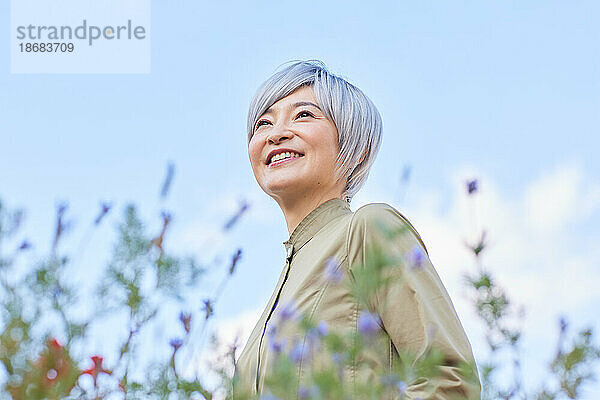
[263,101,321,116]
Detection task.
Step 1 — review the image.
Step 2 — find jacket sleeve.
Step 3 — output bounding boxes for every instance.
[347,203,481,399]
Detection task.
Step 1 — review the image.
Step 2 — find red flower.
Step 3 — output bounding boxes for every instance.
[48,338,62,351]
[81,355,112,388]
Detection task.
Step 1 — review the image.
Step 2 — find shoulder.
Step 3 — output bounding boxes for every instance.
[353,202,401,222]
[348,202,429,256]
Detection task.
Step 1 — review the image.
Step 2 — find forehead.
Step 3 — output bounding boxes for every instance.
[262,86,318,116]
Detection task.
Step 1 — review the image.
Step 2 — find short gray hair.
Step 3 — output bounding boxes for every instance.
[247,60,382,204]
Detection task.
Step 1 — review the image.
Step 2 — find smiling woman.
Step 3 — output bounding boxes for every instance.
[235,60,481,399]
[247,84,347,234]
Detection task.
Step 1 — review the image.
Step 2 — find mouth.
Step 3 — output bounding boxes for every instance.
[267,153,305,168]
[266,151,305,166]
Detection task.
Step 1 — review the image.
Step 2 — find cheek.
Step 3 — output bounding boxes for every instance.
[324,139,340,166]
[313,148,339,175]
[248,143,261,166]
[322,128,340,161]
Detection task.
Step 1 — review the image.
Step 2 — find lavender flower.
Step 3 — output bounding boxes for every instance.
[380,376,409,395]
[405,244,426,270]
[560,316,568,333]
[94,202,112,225]
[358,311,381,336]
[266,322,286,353]
[267,323,277,338]
[466,179,479,195]
[323,256,343,283]
[306,329,319,346]
[298,385,319,399]
[268,336,287,353]
[288,340,304,363]
[202,299,213,320]
[278,302,297,322]
[317,320,329,336]
[397,381,408,393]
[298,386,309,400]
[332,352,344,364]
[169,338,183,352]
[223,199,250,231]
[160,162,175,199]
[179,311,191,333]
[305,328,322,356]
[229,248,242,275]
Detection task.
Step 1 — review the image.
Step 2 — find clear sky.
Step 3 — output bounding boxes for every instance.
[1,0,599,396]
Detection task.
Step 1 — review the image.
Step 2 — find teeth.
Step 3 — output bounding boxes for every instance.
[270,152,302,163]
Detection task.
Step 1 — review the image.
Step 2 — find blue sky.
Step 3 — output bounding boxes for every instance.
[1,0,599,396]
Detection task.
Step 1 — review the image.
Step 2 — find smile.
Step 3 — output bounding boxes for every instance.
[268,155,304,168]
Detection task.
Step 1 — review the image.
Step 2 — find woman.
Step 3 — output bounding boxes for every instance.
[234,60,480,399]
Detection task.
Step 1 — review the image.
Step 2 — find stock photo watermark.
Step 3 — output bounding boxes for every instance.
[11,0,151,73]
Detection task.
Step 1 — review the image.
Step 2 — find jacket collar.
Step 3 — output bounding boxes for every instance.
[282,197,351,260]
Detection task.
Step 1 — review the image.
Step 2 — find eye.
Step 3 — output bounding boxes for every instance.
[296,110,314,119]
[255,119,271,130]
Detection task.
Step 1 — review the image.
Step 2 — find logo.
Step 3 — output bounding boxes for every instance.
[16,20,147,46]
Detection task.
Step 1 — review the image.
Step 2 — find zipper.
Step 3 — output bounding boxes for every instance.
[255,245,294,393]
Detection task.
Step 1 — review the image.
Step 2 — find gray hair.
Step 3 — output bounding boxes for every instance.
[247,59,383,204]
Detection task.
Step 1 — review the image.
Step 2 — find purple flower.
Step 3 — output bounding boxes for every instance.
[323,256,343,283]
[268,336,287,353]
[317,320,329,336]
[405,244,426,270]
[305,328,322,356]
[332,352,342,364]
[278,302,297,322]
[298,385,319,399]
[560,316,568,333]
[266,322,286,353]
[202,299,213,320]
[229,248,242,275]
[358,311,381,336]
[179,311,192,333]
[18,240,31,251]
[223,199,250,231]
[169,338,183,352]
[397,381,408,393]
[466,179,479,195]
[267,323,277,337]
[288,341,304,363]
[306,329,318,345]
[94,202,112,225]
[297,386,309,400]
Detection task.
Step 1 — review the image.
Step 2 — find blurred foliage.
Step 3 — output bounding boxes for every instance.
[0,171,598,399]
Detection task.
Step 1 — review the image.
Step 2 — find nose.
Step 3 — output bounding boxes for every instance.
[267,124,294,145]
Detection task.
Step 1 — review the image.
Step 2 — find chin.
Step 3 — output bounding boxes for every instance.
[264,179,305,197]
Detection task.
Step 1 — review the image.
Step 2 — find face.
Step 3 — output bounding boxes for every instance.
[248,85,345,204]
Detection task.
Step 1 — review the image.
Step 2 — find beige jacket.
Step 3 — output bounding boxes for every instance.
[234,198,480,399]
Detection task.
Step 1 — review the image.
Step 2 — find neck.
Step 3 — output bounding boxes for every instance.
[277,190,345,236]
